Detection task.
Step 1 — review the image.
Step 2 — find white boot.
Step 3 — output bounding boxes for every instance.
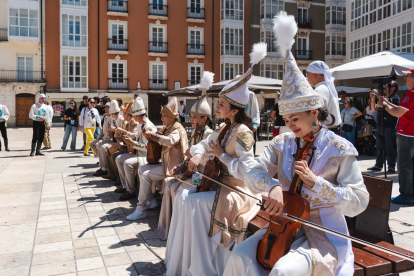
[147,198,159,209]
[126,207,147,220]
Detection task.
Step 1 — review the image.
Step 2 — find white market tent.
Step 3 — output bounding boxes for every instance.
[331,51,414,80]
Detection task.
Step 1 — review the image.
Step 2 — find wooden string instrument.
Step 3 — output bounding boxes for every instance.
[178,123,203,180]
[147,126,165,164]
[196,118,231,193]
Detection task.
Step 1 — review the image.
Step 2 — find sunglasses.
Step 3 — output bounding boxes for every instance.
[70,102,75,105]
[89,101,95,104]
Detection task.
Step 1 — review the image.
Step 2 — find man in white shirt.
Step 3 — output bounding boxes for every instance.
[307,61,342,134]
[179,100,186,123]
[29,94,51,156]
[0,102,10,151]
[245,91,260,154]
[42,100,54,149]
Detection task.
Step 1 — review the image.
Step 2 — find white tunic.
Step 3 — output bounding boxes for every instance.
[224,128,369,276]
[0,104,10,121]
[79,107,101,129]
[29,103,51,125]
[314,82,342,127]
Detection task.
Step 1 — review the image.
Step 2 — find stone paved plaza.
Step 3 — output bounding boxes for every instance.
[0,127,413,276]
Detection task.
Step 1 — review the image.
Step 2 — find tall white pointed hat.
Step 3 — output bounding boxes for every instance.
[274,11,322,115]
[219,42,267,108]
[109,99,120,114]
[191,71,214,117]
[161,96,179,119]
[131,97,146,116]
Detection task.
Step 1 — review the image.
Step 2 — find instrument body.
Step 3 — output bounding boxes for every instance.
[257,133,314,270]
[111,119,117,143]
[196,119,231,193]
[147,127,164,164]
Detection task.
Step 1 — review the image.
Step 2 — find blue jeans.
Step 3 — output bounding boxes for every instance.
[397,135,414,201]
[375,126,397,169]
[61,125,77,151]
[341,126,356,145]
[94,126,100,139]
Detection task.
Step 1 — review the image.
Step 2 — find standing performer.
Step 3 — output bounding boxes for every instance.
[115,97,157,200]
[79,97,101,156]
[29,94,51,156]
[106,102,138,184]
[126,97,188,221]
[164,42,267,276]
[155,71,215,240]
[0,101,10,151]
[223,12,369,276]
[42,100,54,150]
[93,100,123,174]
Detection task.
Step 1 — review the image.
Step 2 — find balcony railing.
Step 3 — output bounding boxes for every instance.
[188,79,200,86]
[187,7,205,19]
[295,50,313,60]
[149,4,168,17]
[149,79,168,90]
[149,41,168,53]
[0,70,45,83]
[332,19,346,25]
[108,78,128,90]
[297,18,312,29]
[107,0,128,13]
[108,38,128,51]
[187,44,205,55]
[0,28,8,42]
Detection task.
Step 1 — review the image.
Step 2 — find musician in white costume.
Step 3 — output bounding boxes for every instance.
[155,71,215,240]
[164,43,267,276]
[223,12,369,276]
[115,97,156,201]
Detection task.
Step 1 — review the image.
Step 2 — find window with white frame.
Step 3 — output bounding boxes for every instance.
[9,8,38,37]
[150,63,166,89]
[189,65,202,85]
[220,28,243,55]
[150,26,167,52]
[382,29,391,50]
[352,39,361,59]
[260,0,283,19]
[188,29,203,54]
[296,38,308,58]
[62,0,87,6]
[377,32,382,52]
[17,56,34,81]
[393,26,401,48]
[260,30,277,53]
[189,0,203,17]
[297,8,308,23]
[260,62,283,80]
[109,23,126,50]
[62,56,87,89]
[220,63,243,81]
[402,22,412,48]
[109,62,126,89]
[362,37,368,56]
[221,0,244,20]
[369,34,376,54]
[62,14,87,47]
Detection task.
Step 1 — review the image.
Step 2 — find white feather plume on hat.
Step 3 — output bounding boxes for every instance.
[200,71,215,95]
[250,42,267,67]
[273,11,297,58]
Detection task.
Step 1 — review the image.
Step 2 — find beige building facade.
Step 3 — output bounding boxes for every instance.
[0,0,45,127]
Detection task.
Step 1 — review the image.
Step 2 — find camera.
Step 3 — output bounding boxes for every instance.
[372,74,397,85]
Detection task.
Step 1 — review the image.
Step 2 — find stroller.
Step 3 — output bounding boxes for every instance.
[355,115,376,156]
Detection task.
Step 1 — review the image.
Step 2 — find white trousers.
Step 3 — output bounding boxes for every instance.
[165,187,232,276]
[223,228,312,276]
[99,142,118,168]
[92,138,111,158]
[116,153,137,191]
[137,163,163,210]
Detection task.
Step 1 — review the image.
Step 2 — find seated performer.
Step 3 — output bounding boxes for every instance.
[90,102,112,157]
[155,71,215,240]
[223,12,369,276]
[93,100,124,176]
[105,102,138,184]
[164,42,267,276]
[115,97,157,200]
[126,97,188,221]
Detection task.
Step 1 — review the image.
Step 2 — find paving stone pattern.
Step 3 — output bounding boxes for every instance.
[0,128,413,276]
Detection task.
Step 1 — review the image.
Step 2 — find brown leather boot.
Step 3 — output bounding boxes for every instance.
[93,168,108,176]
[119,191,137,201]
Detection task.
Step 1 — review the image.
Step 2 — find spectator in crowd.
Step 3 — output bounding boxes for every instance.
[42,100,54,150]
[364,96,378,129]
[117,98,124,116]
[93,96,103,139]
[60,100,79,151]
[338,90,347,112]
[246,91,260,153]
[134,94,139,100]
[368,81,400,173]
[179,100,186,123]
[79,98,101,156]
[79,95,89,150]
[270,93,289,137]
[376,69,414,205]
[340,97,362,145]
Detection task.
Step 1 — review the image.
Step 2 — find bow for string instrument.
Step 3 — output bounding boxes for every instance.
[194,166,414,264]
[176,123,204,181]
[196,118,231,193]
